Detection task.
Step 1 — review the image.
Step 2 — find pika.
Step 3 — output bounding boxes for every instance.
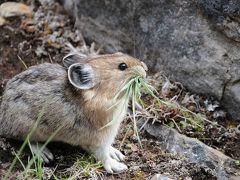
[0,51,147,173]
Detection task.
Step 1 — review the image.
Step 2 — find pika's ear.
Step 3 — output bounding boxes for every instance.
[63,53,87,68]
[68,63,96,89]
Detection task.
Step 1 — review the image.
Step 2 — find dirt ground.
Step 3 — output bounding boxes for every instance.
[0,0,239,179]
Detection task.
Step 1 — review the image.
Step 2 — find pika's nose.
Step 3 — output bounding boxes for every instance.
[134,65,147,78]
[141,61,148,71]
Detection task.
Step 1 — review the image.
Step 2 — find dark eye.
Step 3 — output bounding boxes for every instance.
[118,63,128,71]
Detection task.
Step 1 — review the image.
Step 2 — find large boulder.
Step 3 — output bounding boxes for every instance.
[145,123,240,180]
[62,0,240,120]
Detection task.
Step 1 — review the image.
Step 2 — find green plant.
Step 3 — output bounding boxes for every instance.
[103,69,157,146]
[102,68,221,147]
[4,107,45,180]
[235,160,240,167]
[75,154,103,177]
[4,106,62,180]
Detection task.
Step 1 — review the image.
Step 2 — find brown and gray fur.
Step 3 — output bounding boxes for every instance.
[0,52,147,173]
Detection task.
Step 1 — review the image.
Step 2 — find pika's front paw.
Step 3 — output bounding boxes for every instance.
[91,146,127,173]
[104,158,128,173]
[109,146,125,161]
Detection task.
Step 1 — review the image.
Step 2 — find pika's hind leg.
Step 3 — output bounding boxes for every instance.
[30,142,54,164]
[90,146,128,173]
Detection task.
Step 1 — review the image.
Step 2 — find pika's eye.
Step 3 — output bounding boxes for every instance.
[118,63,128,71]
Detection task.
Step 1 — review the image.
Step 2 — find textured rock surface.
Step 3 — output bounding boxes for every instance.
[145,123,240,180]
[62,0,240,120]
[198,0,240,42]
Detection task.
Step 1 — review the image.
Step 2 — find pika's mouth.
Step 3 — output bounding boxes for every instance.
[114,66,148,101]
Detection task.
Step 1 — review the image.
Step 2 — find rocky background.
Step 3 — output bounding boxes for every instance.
[62,0,240,121]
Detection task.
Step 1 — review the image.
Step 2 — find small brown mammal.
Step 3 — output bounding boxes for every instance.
[0,51,147,173]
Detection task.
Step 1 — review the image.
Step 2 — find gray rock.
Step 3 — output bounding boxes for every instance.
[197,0,240,42]
[145,123,240,180]
[62,0,240,120]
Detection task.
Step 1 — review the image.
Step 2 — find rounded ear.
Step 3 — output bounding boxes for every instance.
[63,53,88,68]
[68,63,96,89]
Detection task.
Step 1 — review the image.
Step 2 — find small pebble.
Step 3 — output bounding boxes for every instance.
[151,174,173,180]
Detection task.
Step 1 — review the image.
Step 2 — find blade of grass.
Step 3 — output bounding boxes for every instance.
[4,107,45,180]
[132,82,142,148]
[13,152,26,172]
[24,125,63,173]
[27,139,37,174]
